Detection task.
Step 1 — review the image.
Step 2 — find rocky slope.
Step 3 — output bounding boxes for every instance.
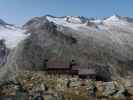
[0,15,133,81]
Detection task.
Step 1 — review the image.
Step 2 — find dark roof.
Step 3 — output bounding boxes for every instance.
[47,66,70,69]
[78,69,96,75]
[47,60,69,69]
[71,65,81,70]
[47,65,81,70]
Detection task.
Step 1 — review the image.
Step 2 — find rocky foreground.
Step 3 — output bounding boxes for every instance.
[0,71,133,100]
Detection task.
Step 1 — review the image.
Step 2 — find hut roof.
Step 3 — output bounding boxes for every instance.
[47,59,69,69]
[47,66,70,69]
[78,69,96,75]
[71,65,81,70]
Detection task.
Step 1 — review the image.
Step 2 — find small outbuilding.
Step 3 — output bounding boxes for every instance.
[78,68,96,79]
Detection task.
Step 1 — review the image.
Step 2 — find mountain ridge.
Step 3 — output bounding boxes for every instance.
[0,14,133,82]
[24,14,133,31]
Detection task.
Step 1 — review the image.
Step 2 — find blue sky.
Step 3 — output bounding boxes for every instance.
[0,0,132,25]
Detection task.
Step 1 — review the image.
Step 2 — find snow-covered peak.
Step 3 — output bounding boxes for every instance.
[104,15,133,23]
[0,25,29,49]
[105,15,121,22]
[44,15,92,30]
[65,16,87,24]
[103,15,131,27]
[45,15,87,24]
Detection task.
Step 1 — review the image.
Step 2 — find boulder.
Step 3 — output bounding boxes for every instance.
[124,79,133,96]
[96,82,117,98]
